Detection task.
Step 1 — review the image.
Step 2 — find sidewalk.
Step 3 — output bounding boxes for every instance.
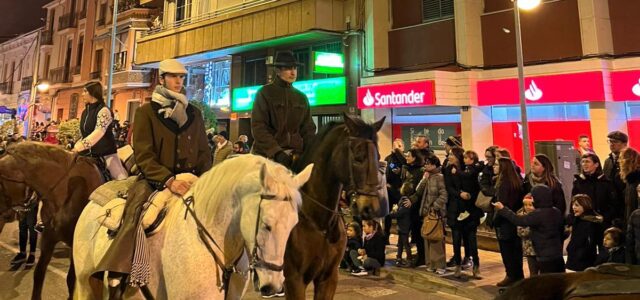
[351,234,531,300]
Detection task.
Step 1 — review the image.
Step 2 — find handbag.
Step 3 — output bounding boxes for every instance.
[475,191,493,212]
[421,210,443,241]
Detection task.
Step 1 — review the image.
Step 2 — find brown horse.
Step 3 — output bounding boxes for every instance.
[497,263,640,300]
[284,114,385,299]
[0,142,103,300]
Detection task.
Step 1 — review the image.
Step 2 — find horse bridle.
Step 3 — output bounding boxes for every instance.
[343,137,379,205]
[249,193,289,273]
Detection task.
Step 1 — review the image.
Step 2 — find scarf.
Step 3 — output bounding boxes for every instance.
[364,231,376,241]
[529,173,546,187]
[152,85,188,127]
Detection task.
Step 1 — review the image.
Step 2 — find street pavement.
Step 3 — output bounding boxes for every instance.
[0,221,508,299]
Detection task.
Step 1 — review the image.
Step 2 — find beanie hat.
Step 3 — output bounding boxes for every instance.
[218,131,229,141]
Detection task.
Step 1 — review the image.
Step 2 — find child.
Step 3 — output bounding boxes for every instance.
[353,220,386,277]
[389,200,412,267]
[627,185,640,264]
[341,222,363,273]
[493,185,566,274]
[459,150,484,222]
[596,227,625,264]
[565,194,603,271]
[517,194,538,277]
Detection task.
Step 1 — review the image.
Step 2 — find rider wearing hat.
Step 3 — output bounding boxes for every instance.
[251,50,316,168]
[94,58,212,292]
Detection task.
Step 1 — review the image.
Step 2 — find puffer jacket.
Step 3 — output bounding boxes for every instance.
[410,167,447,217]
[497,185,565,261]
[566,214,603,271]
[572,173,617,227]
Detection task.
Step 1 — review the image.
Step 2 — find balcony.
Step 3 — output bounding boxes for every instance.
[40,30,53,46]
[113,51,127,72]
[58,13,77,30]
[90,71,103,80]
[50,66,71,84]
[72,65,81,75]
[21,76,33,91]
[112,70,152,88]
[78,9,87,20]
[0,82,13,94]
[117,0,139,13]
[97,18,105,26]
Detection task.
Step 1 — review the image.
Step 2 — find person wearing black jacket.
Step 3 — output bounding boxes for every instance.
[384,139,406,244]
[494,185,566,274]
[356,220,386,276]
[524,154,566,216]
[572,153,617,229]
[565,194,603,271]
[479,146,499,199]
[603,131,628,226]
[399,148,426,267]
[620,148,640,225]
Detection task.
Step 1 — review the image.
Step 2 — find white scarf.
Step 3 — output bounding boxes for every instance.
[152,85,189,127]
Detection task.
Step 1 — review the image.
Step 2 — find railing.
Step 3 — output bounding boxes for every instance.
[0,82,13,94]
[142,0,278,37]
[72,65,81,75]
[58,12,77,30]
[50,66,71,84]
[40,30,53,45]
[79,8,87,20]
[90,71,102,80]
[117,0,139,13]
[113,51,127,72]
[21,76,33,91]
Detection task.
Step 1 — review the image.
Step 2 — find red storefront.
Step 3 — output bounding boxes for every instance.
[357,80,461,151]
[611,70,640,149]
[477,71,605,167]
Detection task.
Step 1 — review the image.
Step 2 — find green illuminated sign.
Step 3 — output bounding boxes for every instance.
[232,77,347,112]
[313,52,344,74]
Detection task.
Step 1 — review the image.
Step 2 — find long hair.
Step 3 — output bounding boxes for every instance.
[534,154,559,189]
[571,194,596,216]
[620,147,640,182]
[407,148,424,167]
[449,146,465,169]
[580,153,603,176]
[497,157,522,192]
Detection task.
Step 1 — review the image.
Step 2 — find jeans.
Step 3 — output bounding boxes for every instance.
[397,233,412,260]
[526,256,539,277]
[342,250,363,269]
[452,221,480,267]
[363,257,381,271]
[19,206,38,253]
[497,233,524,280]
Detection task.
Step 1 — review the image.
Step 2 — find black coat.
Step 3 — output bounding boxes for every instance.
[363,232,386,266]
[493,179,524,240]
[498,185,565,260]
[346,237,362,253]
[524,174,567,217]
[566,214,603,271]
[389,205,412,234]
[385,149,406,205]
[572,173,617,227]
[79,101,117,157]
[623,170,640,224]
[459,163,484,221]
[604,153,626,223]
[444,164,463,227]
[626,208,640,264]
[479,163,496,197]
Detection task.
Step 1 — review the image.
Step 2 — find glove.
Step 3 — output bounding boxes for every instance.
[274,151,293,168]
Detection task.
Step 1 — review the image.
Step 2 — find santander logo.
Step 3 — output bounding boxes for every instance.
[360,89,426,108]
[525,80,543,101]
[632,78,640,97]
[363,89,375,106]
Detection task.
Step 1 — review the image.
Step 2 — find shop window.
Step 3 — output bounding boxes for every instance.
[491,104,590,122]
[422,0,454,23]
[185,58,231,107]
[243,57,267,86]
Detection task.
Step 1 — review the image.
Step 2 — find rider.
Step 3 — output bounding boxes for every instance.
[251,50,316,168]
[73,81,128,180]
[93,58,212,293]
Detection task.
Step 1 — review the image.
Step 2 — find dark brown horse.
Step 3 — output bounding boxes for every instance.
[284,113,385,299]
[497,263,640,300]
[0,142,103,300]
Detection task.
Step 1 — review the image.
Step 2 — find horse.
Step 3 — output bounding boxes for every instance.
[284,113,385,299]
[0,141,104,300]
[496,263,640,300]
[73,154,314,299]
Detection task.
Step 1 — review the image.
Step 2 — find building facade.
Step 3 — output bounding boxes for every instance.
[40,0,160,125]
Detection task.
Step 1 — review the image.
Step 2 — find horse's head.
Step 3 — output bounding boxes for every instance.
[240,161,313,297]
[0,179,30,234]
[333,113,385,220]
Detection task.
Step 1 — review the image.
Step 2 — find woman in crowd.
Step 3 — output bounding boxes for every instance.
[493,157,525,287]
[572,153,616,229]
[524,154,566,216]
[479,146,499,202]
[72,81,128,180]
[399,148,426,266]
[620,148,640,224]
[565,194,603,271]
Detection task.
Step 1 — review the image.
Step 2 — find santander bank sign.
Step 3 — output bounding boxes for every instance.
[357,80,436,109]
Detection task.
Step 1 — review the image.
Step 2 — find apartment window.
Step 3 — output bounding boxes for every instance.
[43,54,51,79]
[176,0,192,22]
[77,35,84,67]
[243,57,267,86]
[422,0,454,22]
[95,49,103,72]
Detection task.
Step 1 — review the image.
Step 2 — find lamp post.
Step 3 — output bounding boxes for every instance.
[106,0,120,108]
[513,0,540,173]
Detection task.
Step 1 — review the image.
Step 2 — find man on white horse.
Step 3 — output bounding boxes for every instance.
[93,58,212,295]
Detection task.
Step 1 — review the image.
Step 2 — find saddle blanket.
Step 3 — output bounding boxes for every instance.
[89,175,138,206]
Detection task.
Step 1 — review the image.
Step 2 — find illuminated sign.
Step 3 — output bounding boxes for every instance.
[611,70,640,101]
[356,80,436,109]
[231,77,346,111]
[313,52,344,74]
[477,71,605,105]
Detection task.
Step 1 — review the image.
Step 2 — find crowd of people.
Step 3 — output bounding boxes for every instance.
[337,131,640,287]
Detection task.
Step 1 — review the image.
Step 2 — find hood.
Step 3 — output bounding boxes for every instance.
[531,185,553,208]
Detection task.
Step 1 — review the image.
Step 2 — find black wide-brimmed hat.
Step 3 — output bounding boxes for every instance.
[271,50,301,67]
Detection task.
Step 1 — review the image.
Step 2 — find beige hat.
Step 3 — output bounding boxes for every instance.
[159,59,187,75]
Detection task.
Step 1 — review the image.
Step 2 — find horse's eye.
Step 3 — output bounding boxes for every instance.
[0,148,5,155]
[264,224,272,232]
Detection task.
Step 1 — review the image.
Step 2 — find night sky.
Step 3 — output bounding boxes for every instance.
[0,0,51,43]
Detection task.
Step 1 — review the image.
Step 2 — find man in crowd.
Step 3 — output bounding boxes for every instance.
[384,138,407,244]
[251,50,316,168]
[603,131,629,227]
[213,131,233,165]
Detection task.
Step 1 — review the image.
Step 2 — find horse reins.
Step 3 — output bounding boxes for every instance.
[249,193,287,273]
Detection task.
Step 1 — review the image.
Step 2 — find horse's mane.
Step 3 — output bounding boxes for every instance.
[191,155,301,227]
[6,141,80,168]
[292,117,379,173]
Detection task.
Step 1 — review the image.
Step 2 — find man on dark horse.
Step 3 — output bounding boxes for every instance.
[251,50,317,168]
[93,58,212,296]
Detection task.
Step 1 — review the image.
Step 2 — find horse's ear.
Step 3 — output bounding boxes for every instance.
[343,112,359,136]
[372,116,386,133]
[293,163,314,188]
[260,163,270,190]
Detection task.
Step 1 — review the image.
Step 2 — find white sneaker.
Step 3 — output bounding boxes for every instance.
[435,269,447,275]
[479,213,487,224]
[457,211,470,221]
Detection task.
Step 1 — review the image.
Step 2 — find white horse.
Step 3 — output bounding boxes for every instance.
[73,155,313,299]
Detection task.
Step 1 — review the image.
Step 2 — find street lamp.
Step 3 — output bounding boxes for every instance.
[513,0,540,173]
[36,80,50,93]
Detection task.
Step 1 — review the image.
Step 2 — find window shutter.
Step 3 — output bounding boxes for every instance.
[422,0,454,22]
